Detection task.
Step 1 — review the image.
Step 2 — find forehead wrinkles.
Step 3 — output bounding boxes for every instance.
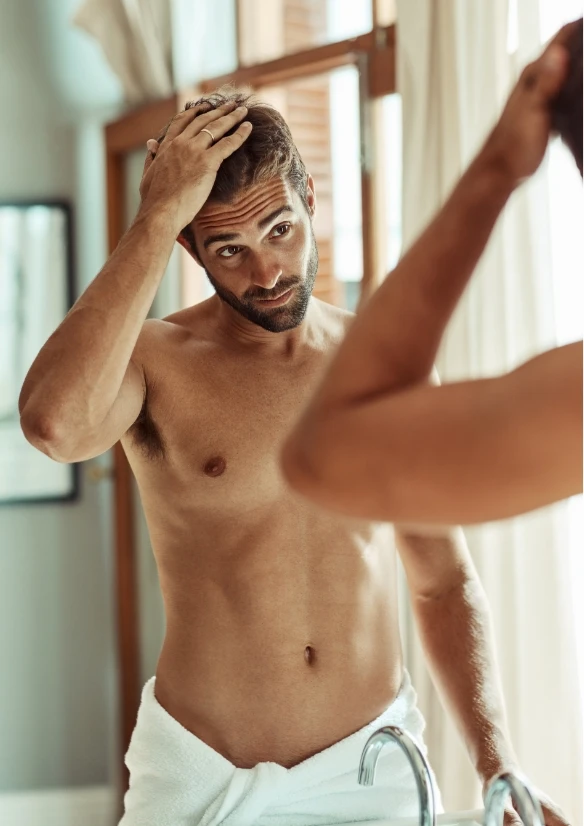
[196,180,292,232]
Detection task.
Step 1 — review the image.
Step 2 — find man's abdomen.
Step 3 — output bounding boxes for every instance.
[153,524,403,769]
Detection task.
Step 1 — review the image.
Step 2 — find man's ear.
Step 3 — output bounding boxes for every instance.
[177,232,202,265]
[305,173,316,218]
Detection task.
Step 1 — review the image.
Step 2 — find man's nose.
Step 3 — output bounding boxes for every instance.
[251,254,283,290]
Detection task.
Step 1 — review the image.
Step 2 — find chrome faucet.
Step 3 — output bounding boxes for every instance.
[358,725,436,826]
[484,771,545,826]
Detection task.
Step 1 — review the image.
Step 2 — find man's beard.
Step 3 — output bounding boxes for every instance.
[204,232,319,333]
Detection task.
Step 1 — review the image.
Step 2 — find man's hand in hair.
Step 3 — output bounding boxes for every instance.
[138,102,252,232]
[482,31,571,186]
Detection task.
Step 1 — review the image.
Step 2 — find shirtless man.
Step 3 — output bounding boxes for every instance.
[282,21,583,529]
[19,94,566,825]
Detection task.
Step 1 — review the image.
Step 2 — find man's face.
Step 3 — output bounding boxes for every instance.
[188,177,318,333]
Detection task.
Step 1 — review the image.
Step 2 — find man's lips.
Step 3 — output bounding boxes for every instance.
[254,287,294,307]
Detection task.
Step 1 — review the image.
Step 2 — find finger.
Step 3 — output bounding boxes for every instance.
[188,106,249,147]
[155,107,197,144]
[209,121,253,161]
[181,103,246,142]
[159,102,233,144]
[548,18,582,50]
[142,140,159,176]
[504,811,523,826]
[543,814,570,826]
[541,801,571,826]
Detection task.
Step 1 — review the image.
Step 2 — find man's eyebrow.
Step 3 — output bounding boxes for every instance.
[257,204,295,230]
[203,231,238,250]
[202,205,295,250]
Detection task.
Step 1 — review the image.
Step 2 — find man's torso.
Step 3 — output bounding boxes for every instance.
[121,297,404,768]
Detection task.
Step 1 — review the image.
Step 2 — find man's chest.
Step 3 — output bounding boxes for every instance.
[130,348,324,507]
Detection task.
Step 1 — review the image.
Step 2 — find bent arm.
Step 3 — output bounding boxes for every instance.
[396,527,518,782]
[283,342,583,525]
[20,103,253,464]
[282,40,580,525]
[281,32,571,418]
[19,207,178,462]
[281,148,514,520]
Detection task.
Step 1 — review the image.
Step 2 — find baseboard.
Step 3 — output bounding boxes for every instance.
[0,786,118,826]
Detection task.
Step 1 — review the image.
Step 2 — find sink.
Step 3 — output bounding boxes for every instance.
[342,811,484,826]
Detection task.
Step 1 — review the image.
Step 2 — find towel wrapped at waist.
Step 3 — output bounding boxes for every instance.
[120,669,443,826]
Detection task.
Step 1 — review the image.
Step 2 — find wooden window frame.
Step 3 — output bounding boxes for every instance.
[104,3,396,792]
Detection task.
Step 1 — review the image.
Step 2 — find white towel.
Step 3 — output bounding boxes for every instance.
[120,670,443,826]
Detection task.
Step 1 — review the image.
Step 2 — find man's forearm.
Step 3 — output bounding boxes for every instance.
[316,146,515,410]
[19,206,177,434]
[412,573,518,783]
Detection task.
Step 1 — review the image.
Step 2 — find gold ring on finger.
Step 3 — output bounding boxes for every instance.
[201,128,215,145]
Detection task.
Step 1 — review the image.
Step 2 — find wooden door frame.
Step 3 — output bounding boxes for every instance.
[105,95,180,789]
[105,22,396,780]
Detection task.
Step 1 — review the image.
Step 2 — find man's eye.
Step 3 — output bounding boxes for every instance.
[272,223,291,237]
[218,246,241,258]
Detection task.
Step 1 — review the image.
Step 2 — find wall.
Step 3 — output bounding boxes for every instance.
[0,0,123,791]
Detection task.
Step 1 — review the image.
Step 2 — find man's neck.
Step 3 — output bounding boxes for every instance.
[212,296,318,357]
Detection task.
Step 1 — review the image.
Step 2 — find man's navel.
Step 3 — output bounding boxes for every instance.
[304,645,316,666]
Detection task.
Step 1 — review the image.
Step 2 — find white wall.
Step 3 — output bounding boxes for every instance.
[0,0,124,791]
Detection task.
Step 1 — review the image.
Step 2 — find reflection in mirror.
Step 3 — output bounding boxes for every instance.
[87,5,580,826]
[0,202,77,503]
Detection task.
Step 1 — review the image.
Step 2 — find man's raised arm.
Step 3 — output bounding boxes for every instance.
[281,27,583,526]
[19,103,251,464]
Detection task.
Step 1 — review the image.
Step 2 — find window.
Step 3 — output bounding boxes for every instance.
[238,0,372,65]
[381,93,402,273]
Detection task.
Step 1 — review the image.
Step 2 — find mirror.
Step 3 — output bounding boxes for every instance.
[0,201,78,504]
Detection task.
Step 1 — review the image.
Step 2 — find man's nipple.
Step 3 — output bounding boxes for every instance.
[204,456,226,477]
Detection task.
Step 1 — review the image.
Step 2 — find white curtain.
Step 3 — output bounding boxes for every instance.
[396,0,583,819]
[171,0,237,89]
[72,0,174,105]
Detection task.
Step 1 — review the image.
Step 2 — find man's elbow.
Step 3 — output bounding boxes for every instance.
[280,431,327,500]
[280,420,347,508]
[20,408,74,463]
[280,423,367,517]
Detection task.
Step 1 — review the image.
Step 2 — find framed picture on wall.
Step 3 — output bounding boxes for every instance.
[0,200,79,504]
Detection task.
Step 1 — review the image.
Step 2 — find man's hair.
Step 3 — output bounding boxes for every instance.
[157,87,308,255]
[551,18,583,173]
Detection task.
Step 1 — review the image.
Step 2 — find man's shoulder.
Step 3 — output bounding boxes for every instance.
[161,297,216,330]
[312,298,355,344]
[139,299,214,343]
[133,302,217,374]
